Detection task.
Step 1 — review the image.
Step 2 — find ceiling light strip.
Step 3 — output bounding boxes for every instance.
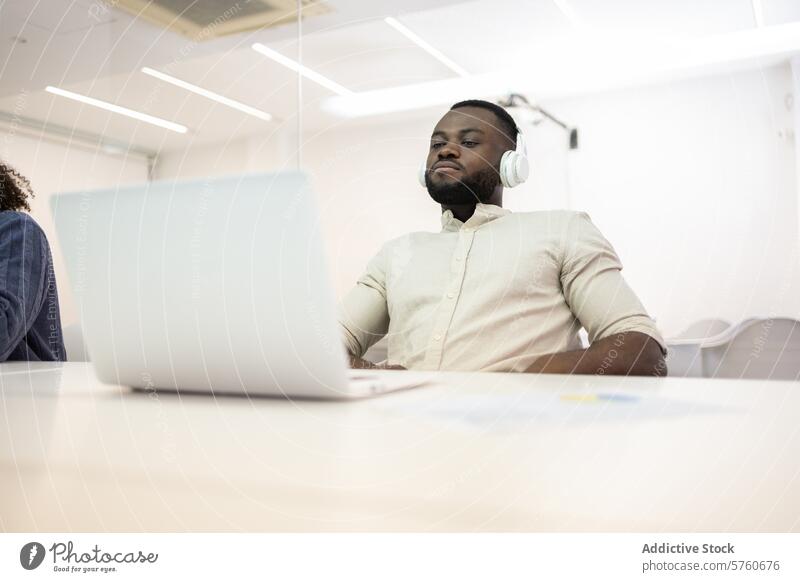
[141,67,272,121]
[45,86,188,134]
[751,0,765,27]
[384,16,469,77]
[551,0,581,26]
[251,43,353,96]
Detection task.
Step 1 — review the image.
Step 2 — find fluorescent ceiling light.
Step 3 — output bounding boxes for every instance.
[141,67,272,121]
[552,0,582,27]
[324,73,506,118]
[251,42,353,96]
[45,86,188,134]
[384,16,469,77]
[324,21,800,118]
[751,0,765,27]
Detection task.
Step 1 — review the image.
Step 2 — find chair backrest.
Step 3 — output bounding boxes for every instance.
[703,318,800,380]
[665,342,703,377]
[672,318,731,340]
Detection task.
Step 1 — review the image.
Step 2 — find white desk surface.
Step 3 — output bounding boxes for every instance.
[1,362,798,532]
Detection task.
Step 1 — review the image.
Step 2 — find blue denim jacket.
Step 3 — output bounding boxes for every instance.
[0,211,66,361]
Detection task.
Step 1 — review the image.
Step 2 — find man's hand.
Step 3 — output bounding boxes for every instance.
[348,355,406,371]
[525,331,666,376]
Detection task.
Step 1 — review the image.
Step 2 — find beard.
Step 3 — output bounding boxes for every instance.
[424,165,500,206]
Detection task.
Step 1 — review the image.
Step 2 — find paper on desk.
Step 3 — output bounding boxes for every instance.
[380,390,734,431]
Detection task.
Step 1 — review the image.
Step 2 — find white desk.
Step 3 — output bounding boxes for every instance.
[1,362,798,532]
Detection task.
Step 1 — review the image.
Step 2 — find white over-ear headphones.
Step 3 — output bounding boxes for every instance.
[418,131,530,189]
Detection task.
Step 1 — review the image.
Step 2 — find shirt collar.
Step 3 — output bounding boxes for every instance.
[440,203,511,233]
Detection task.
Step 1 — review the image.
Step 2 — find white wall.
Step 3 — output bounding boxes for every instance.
[552,65,799,336]
[155,63,800,337]
[154,132,291,181]
[0,131,149,324]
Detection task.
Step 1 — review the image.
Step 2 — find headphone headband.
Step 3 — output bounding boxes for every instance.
[514,130,527,156]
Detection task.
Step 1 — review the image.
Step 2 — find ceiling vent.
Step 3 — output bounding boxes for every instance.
[112,0,331,40]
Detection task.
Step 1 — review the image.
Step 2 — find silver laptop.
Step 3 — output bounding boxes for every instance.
[51,172,425,399]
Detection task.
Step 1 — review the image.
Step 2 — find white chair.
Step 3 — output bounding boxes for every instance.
[665,340,704,377]
[666,318,751,378]
[672,318,731,340]
[702,318,800,380]
[62,322,90,362]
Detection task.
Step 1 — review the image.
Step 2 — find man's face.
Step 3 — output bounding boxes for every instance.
[424,106,512,206]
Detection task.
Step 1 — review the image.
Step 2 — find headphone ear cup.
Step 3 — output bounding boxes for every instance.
[418,161,428,187]
[499,151,515,188]
[499,151,530,188]
[515,155,530,185]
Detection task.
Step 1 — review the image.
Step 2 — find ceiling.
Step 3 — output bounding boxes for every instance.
[1,0,799,155]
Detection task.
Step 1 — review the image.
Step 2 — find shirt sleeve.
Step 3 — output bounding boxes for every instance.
[338,244,391,358]
[0,213,51,361]
[560,212,666,354]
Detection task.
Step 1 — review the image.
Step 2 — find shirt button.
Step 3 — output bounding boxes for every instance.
[433,334,442,341]
[454,256,462,261]
[447,293,455,299]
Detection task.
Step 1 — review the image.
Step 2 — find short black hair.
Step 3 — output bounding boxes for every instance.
[450,99,518,147]
[0,161,34,212]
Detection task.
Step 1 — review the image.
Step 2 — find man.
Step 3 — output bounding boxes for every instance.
[0,161,66,361]
[339,100,666,375]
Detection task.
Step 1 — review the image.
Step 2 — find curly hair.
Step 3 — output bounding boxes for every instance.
[0,161,34,212]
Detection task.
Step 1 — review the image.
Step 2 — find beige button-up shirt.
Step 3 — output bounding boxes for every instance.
[339,204,665,372]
